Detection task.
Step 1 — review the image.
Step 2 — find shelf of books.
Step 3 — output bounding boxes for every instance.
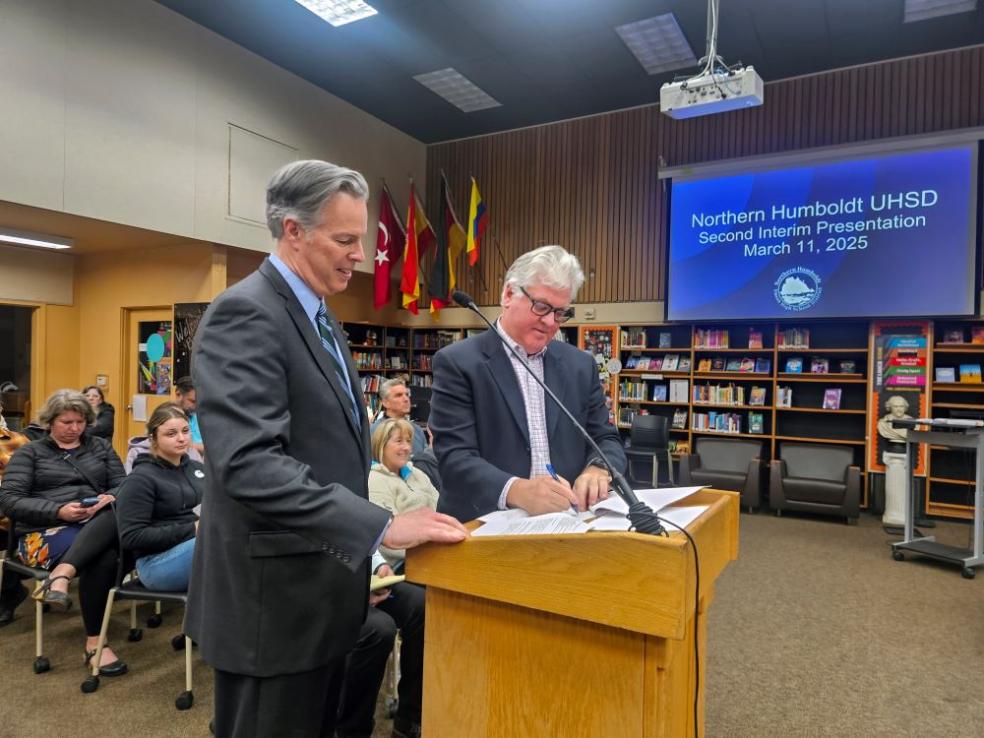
[927,319,984,519]
[616,325,693,455]
[580,325,620,426]
[773,321,870,496]
[341,322,391,416]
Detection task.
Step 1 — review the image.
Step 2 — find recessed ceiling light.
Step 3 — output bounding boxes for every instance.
[904,0,977,22]
[0,228,73,250]
[292,0,377,27]
[413,68,501,113]
[616,13,697,76]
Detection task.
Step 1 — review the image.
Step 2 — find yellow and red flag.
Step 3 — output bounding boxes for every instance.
[466,177,487,266]
[400,182,435,315]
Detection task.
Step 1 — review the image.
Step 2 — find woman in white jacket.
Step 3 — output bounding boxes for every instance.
[368,418,441,568]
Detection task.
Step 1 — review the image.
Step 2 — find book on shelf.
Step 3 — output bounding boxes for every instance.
[695,328,729,348]
[942,329,965,344]
[667,439,690,455]
[822,388,842,410]
[697,358,712,372]
[621,326,647,348]
[658,331,672,348]
[671,408,688,429]
[785,357,803,373]
[778,327,810,349]
[810,357,829,374]
[678,356,692,372]
[776,386,793,407]
[749,386,767,406]
[935,366,956,383]
[973,327,984,345]
[652,384,668,402]
[748,412,764,434]
[661,354,680,371]
[738,357,755,373]
[625,355,639,370]
[754,357,771,374]
[748,328,763,349]
[711,357,726,371]
[959,364,982,383]
[669,379,689,403]
[692,411,741,433]
[725,358,741,372]
[838,359,857,374]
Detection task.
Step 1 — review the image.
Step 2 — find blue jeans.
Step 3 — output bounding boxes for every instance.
[135,537,196,592]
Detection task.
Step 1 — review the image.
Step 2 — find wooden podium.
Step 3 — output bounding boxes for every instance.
[405,488,740,738]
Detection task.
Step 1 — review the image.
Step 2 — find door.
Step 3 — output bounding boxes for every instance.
[122,307,174,455]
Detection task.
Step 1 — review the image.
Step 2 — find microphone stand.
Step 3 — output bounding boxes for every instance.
[452,291,666,536]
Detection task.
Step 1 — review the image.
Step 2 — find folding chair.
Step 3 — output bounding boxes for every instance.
[1,518,60,674]
[81,504,194,710]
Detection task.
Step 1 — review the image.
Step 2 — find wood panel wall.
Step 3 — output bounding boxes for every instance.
[426,45,984,306]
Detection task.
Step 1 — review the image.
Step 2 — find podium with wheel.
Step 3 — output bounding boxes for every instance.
[406,487,740,738]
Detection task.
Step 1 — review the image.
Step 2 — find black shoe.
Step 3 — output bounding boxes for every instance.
[84,647,129,677]
[0,583,29,627]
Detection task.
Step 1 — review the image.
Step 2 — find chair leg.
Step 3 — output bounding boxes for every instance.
[651,456,659,489]
[666,450,675,485]
[32,580,50,674]
[81,587,117,693]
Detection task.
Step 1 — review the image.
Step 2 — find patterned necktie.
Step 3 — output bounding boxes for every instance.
[315,303,362,427]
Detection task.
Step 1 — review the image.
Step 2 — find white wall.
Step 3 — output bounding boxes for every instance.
[0,0,426,273]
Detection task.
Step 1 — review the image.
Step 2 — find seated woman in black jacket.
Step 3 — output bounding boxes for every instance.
[117,402,203,591]
[0,389,128,675]
[82,385,115,443]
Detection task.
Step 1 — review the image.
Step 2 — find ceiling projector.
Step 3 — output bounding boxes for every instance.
[660,66,764,119]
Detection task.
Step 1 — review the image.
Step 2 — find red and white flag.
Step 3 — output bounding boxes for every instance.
[372,184,406,310]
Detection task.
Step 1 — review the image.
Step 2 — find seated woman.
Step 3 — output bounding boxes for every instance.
[82,385,115,443]
[368,418,441,569]
[117,403,203,592]
[0,389,128,675]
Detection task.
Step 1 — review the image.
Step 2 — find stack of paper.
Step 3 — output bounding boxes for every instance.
[471,486,709,537]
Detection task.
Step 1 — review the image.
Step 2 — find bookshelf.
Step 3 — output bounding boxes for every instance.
[927,319,984,519]
[579,326,619,427]
[772,321,870,489]
[340,322,389,416]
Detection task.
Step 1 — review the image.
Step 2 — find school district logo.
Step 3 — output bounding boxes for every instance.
[774,267,822,311]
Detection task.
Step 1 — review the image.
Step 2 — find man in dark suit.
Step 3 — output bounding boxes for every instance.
[186,160,468,738]
[429,245,627,523]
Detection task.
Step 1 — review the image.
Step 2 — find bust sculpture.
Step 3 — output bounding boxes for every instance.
[877,395,912,443]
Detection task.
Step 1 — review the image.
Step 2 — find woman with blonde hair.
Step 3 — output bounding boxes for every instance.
[368,417,441,568]
[0,389,128,675]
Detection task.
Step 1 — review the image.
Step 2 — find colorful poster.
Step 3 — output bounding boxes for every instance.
[138,321,172,395]
[869,321,929,474]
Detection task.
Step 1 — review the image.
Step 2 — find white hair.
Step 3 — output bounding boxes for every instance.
[501,245,584,303]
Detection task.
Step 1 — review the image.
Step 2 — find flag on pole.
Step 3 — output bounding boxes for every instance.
[429,173,467,316]
[466,177,487,267]
[400,182,435,315]
[372,184,406,310]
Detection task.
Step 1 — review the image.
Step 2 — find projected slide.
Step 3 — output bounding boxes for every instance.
[666,145,978,320]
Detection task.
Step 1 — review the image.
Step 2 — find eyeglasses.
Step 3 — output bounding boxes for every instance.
[518,286,575,324]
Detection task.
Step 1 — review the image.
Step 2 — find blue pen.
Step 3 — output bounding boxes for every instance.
[545,463,579,515]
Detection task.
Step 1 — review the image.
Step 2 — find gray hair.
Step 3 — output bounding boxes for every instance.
[379,377,408,402]
[39,389,95,427]
[266,160,370,239]
[501,245,585,302]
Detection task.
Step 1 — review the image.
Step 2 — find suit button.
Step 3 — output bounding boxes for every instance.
[321,543,329,551]
[342,555,351,563]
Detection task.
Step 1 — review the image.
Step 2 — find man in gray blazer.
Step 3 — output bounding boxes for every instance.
[430,245,627,523]
[186,160,468,738]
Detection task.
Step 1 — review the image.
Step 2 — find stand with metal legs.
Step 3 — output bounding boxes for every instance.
[891,423,984,579]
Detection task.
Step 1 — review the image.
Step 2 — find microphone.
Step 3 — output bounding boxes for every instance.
[451,290,666,536]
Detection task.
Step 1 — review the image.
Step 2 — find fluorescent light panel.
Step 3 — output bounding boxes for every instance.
[0,228,73,250]
[616,13,697,75]
[292,0,377,27]
[413,68,501,113]
[904,0,977,22]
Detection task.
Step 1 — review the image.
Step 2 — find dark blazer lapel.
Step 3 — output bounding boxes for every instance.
[543,346,567,442]
[259,260,365,444]
[480,328,529,443]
